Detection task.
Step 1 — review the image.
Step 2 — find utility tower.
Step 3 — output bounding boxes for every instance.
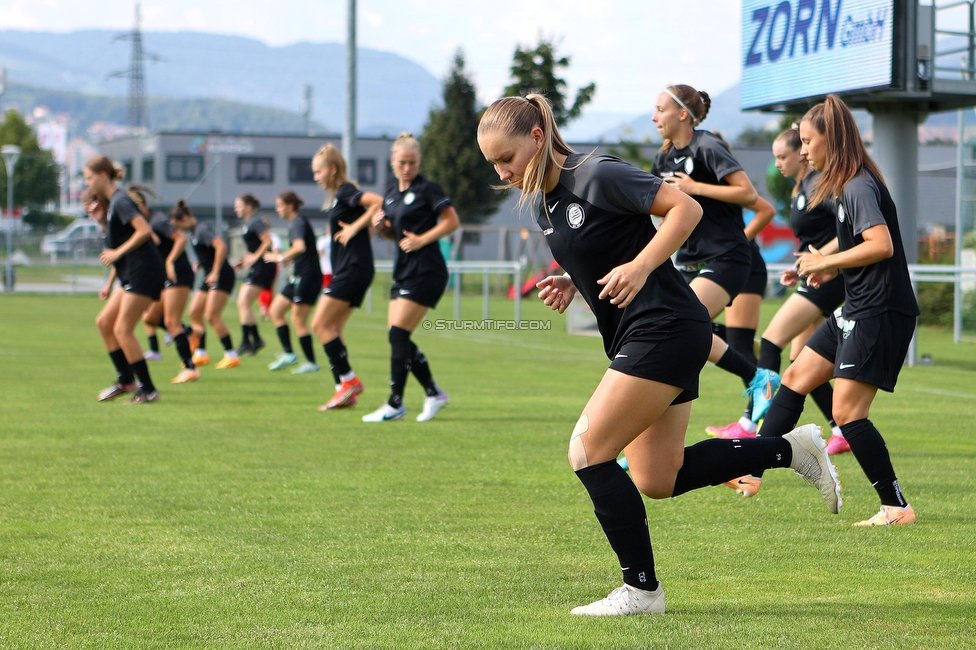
[109,4,160,130]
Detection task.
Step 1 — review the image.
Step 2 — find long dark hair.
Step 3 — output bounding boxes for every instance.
[803,94,884,207]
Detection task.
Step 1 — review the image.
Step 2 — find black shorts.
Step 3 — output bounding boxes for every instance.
[678,254,751,305]
[164,261,195,290]
[390,273,449,309]
[806,310,916,392]
[197,265,236,294]
[245,261,277,290]
[324,265,375,308]
[122,271,165,302]
[740,242,768,296]
[281,272,323,305]
[794,275,846,318]
[608,318,712,405]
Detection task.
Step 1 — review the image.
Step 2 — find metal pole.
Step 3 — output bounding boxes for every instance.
[4,165,12,291]
[955,109,965,343]
[343,0,357,173]
[215,154,222,239]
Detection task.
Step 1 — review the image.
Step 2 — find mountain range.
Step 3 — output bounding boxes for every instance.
[0,29,964,142]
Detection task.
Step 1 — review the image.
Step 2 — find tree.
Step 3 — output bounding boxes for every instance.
[419,50,506,229]
[0,110,59,212]
[607,130,657,172]
[764,113,803,220]
[503,36,595,127]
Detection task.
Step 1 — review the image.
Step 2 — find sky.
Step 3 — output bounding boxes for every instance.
[0,0,743,116]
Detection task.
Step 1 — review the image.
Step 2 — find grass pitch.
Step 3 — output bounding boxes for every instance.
[1,291,975,648]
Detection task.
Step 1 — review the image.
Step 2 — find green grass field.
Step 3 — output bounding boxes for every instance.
[1,292,975,649]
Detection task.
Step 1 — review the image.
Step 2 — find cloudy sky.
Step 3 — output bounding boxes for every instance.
[0,0,743,115]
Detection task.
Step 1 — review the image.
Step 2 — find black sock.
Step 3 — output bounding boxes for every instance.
[726,327,756,365]
[716,345,757,385]
[410,348,439,396]
[276,325,293,354]
[753,385,806,479]
[743,395,754,421]
[389,357,409,408]
[760,385,806,438]
[129,359,156,394]
[576,460,658,591]
[174,333,195,369]
[198,331,207,351]
[809,382,836,428]
[324,337,352,384]
[299,335,315,363]
[220,334,234,352]
[841,419,908,507]
[182,323,193,337]
[711,322,727,341]
[109,349,135,385]
[671,438,792,496]
[147,334,159,353]
[241,325,252,345]
[250,324,263,343]
[758,338,784,374]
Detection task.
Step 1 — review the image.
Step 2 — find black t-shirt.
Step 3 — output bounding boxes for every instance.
[288,215,322,279]
[191,221,231,276]
[106,189,164,282]
[835,170,919,319]
[241,217,269,254]
[327,182,374,274]
[791,170,836,253]
[539,153,711,359]
[150,212,185,264]
[652,130,750,265]
[383,174,451,283]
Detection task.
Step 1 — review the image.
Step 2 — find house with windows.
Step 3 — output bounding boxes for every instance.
[98,132,393,228]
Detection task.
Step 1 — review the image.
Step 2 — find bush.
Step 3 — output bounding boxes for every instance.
[24,210,73,232]
[917,282,954,327]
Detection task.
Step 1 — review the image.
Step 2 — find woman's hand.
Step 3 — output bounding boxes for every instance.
[98,284,111,300]
[99,249,120,266]
[398,231,427,253]
[166,261,177,284]
[779,268,799,287]
[795,245,838,289]
[206,270,219,286]
[333,221,357,246]
[597,260,650,308]
[537,274,577,313]
[663,172,699,196]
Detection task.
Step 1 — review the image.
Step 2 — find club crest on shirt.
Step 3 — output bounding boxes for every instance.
[683,156,694,175]
[796,193,806,210]
[837,204,846,223]
[404,192,416,205]
[566,203,585,229]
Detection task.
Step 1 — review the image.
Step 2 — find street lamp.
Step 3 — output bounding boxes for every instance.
[2,144,21,292]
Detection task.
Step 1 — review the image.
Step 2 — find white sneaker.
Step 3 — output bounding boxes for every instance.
[416,392,450,422]
[570,583,665,616]
[784,423,842,514]
[362,403,406,422]
[143,350,162,361]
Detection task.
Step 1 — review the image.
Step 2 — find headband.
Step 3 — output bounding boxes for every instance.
[665,89,697,124]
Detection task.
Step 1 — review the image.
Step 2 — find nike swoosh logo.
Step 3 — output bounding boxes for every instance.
[839,363,856,369]
[614,354,628,359]
[399,289,411,295]
[700,269,714,274]
[548,201,559,212]
[674,156,687,164]
[763,383,772,400]
[797,286,808,292]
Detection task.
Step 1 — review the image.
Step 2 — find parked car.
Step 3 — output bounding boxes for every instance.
[41,219,104,255]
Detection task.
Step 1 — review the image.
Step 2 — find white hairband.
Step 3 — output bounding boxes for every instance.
[665,89,697,124]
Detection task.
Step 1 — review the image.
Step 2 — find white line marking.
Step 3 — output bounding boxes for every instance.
[912,387,976,400]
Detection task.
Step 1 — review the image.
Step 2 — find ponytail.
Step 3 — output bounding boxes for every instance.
[661,84,711,154]
[85,155,125,181]
[478,93,575,210]
[169,199,192,222]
